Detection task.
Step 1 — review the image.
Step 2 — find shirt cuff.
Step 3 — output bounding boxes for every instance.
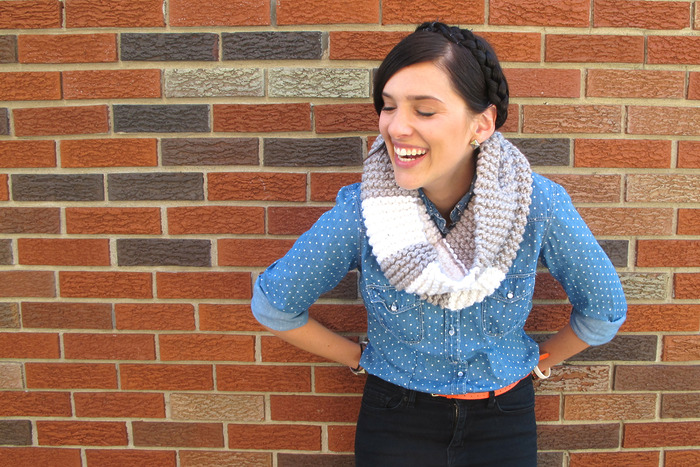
[570,312,626,346]
[251,278,309,331]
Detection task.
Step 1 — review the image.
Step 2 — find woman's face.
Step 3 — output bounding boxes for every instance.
[378,61,482,205]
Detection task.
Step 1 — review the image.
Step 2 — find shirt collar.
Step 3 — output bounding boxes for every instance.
[418,171,477,236]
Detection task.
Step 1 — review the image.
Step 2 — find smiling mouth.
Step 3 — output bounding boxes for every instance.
[394,146,427,161]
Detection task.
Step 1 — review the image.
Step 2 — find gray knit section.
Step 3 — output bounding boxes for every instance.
[382,243,438,290]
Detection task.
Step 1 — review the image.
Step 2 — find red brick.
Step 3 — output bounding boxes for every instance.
[382,0,483,24]
[0,391,71,417]
[218,239,295,267]
[544,174,621,203]
[676,274,700,299]
[315,367,366,394]
[525,304,573,332]
[14,105,109,136]
[628,106,700,136]
[159,334,255,362]
[0,207,61,234]
[329,31,407,60]
[310,173,361,201]
[0,72,61,101]
[115,303,196,331]
[546,35,644,63]
[621,305,700,332]
[594,0,690,29]
[569,451,660,467]
[271,395,361,422]
[65,0,164,28]
[478,33,542,63]
[491,0,589,27]
[18,34,117,63]
[169,0,269,26]
[679,209,700,235]
[66,207,162,235]
[75,392,165,418]
[663,335,700,362]
[156,272,251,299]
[315,104,378,133]
[523,105,622,134]
[0,140,56,168]
[167,206,264,235]
[535,395,560,422]
[310,304,367,333]
[21,302,113,330]
[499,103,519,133]
[0,447,81,467]
[228,424,320,450]
[37,421,127,446]
[577,207,673,236]
[0,271,55,298]
[217,365,311,392]
[208,173,306,202]
[120,364,213,391]
[615,365,700,391]
[505,68,580,98]
[268,206,330,235]
[198,304,264,332]
[179,451,272,466]
[261,336,330,364]
[85,450,176,467]
[574,139,671,168]
[0,332,59,359]
[690,72,700,100]
[678,141,700,169]
[0,1,62,29]
[533,273,567,300]
[564,394,656,421]
[587,69,685,99]
[64,333,155,360]
[666,450,700,466]
[60,271,152,299]
[637,240,700,267]
[18,238,110,266]
[61,138,157,167]
[329,425,355,452]
[648,36,700,64]
[278,0,379,25]
[213,104,310,132]
[0,175,7,201]
[133,421,224,448]
[624,421,700,448]
[538,423,620,450]
[26,363,117,389]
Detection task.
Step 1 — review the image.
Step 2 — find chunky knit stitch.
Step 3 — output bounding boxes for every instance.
[361,132,533,310]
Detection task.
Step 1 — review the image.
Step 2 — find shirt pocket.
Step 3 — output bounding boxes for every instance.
[480,273,535,337]
[366,285,424,344]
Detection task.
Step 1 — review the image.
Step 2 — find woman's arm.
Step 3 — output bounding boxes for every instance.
[263,317,363,369]
[536,322,589,373]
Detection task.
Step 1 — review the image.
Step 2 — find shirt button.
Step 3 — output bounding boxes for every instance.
[507,292,514,299]
[390,304,397,311]
[457,371,464,377]
[448,328,455,336]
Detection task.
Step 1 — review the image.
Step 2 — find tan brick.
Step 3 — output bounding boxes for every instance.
[0,72,61,101]
[228,424,321,450]
[579,208,672,236]
[628,106,700,136]
[678,141,700,168]
[570,451,659,467]
[0,363,24,389]
[269,68,369,99]
[25,363,117,389]
[627,174,700,202]
[213,104,310,132]
[75,392,165,418]
[624,421,700,448]
[120,364,213,391]
[523,105,622,134]
[270,395,361,422]
[382,0,483,24]
[114,303,195,331]
[491,0,589,27]
[329,31,407,60]
[564,394,656,421]
[208,173,306,202]
[159,334,254,362]
[615,365,700,391]
[14,105,109,137]
[637,240,700,267]
[662,393,700,419]
[179,451,271,467]
[0,140,56,168]
[18,34,117,64]
[59,271,152,299]
[534,365,610,392]
[621,305,700,333]
[63,333,155,361]
[165,68,263,98]
[0,0,62,29]
[132,421,224,448]
[679,209,700,235]
[66,0,164,27]
[619,273,668,301]
[506,68,580,98]
[315,104,378,133]
[544,174,621,203]
[574,139,671,168]
[587,69,684,99]
[675,274,700,299]
[663,335,700,362]
[546,35,644,63]
[63,70,161,99]
[169,0,269,26]
[648,36,700,64]
[168,206,264,235]
[593,0,690,29]
[170,394,264,421]
[156,272,251,300]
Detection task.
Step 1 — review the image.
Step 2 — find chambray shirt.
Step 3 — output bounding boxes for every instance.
[251,173,627,395]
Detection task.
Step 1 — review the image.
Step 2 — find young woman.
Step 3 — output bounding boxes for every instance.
[251,22,626,466]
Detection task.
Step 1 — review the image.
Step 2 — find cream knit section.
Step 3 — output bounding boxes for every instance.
[360,132,533,311]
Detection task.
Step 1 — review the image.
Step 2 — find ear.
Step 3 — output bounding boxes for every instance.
[472,105,497,144]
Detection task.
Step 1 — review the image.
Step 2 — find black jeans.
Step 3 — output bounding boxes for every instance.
[354,374,537,467]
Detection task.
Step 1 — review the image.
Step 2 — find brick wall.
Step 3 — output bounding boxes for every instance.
[0,1,698,466]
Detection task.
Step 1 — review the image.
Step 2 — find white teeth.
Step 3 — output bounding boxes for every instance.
[395,147,427,157]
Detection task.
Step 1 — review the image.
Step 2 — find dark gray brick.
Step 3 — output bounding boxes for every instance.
[530,334,657,362]
[108,173,203,201]
[0,420,32,445]
[511,138,570,166]
[536,452,564,467]
[117,239,211,267]
[0,239,12,265]
[222,32,323,60]
[114,105,209,133]
[278,454,354,467]
[0,108,9,135]
[121,33,219,61]
[264,137,363,167]
[12,174,104,201]
[162,138,259,166]
[0,36,17,63]
[598,239,629,268]
[0,303,19,328]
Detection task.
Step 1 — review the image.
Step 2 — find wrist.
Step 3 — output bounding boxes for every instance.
[350,338,368,375]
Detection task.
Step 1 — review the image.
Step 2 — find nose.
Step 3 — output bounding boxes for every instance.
[386,107,413,138]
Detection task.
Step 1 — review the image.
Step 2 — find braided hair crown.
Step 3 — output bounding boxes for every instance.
[413,22,509,129]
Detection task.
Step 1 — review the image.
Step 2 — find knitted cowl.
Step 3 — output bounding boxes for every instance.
[360,132,533,311]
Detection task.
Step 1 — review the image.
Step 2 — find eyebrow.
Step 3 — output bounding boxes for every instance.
[382,92,444,103]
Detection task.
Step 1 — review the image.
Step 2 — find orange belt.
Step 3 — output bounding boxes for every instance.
[434,353,550,401]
